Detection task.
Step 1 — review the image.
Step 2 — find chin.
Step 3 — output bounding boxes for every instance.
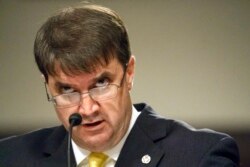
[78,133,114,152]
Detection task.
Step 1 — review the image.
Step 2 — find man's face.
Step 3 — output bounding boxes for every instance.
[47,57,135,152]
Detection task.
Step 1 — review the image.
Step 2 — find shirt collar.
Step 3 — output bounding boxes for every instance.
[72,105,141,165]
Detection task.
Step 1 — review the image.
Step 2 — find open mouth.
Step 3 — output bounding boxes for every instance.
[84,120,103,127]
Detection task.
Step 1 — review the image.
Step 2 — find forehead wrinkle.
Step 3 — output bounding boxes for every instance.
[87,58,122,82]
[50,76,80,91]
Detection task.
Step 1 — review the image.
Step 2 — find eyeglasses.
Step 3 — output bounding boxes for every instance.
[44,70,126,108]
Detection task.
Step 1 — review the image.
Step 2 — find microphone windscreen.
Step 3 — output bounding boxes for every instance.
[69,113,82,126]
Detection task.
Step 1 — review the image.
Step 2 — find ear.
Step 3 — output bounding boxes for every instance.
[126,55,136,90]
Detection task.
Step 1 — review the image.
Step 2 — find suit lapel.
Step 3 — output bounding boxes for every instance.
[115,125,164,167]
[35,126,76,167]
[116,103,170,167]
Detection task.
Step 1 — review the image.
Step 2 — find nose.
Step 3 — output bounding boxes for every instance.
[78,93,99,116]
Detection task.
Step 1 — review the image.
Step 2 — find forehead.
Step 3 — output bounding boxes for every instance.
[48,58,122,84]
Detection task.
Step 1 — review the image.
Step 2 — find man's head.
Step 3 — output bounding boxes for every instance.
[34,4,131,82]
[34,4,135,152]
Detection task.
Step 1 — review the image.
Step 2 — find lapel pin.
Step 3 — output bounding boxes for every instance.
[141,154,151,164]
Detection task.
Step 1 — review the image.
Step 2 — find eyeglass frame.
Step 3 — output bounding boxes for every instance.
[44,67,127,108]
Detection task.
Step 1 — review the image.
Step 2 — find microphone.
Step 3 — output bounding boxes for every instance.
[69,113,82,126]
[68,113,82,167]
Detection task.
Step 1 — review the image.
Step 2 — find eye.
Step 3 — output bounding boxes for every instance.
[60,86,75,94]
[95,77,109,87]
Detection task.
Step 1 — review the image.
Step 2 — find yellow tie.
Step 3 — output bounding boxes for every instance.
[88,152,108,167]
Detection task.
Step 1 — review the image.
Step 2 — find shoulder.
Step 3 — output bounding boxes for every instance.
[134,103,233,141]
[0,126,63,146]
[0,126,66,165]
[133,103,239,166]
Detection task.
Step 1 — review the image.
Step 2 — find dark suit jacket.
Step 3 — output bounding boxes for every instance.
[0,103,239,167]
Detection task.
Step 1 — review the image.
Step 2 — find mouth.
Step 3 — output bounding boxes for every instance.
[83,120,104,127]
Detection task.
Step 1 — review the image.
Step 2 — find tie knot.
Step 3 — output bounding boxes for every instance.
[88,152,108,167]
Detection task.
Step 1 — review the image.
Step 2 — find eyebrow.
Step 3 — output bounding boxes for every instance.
[93,71,116,82]
[54,70,116,90]
[54,82,72,91]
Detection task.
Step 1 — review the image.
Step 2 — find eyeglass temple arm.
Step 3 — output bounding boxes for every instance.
[44,82,52,102]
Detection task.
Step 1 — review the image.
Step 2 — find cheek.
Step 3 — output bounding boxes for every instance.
[101,97,128,128]
[55,107,78,129]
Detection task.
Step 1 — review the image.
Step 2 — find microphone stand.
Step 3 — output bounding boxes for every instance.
[68,113,82,167]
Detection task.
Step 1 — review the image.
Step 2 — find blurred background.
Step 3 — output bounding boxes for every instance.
[0,0,249,165]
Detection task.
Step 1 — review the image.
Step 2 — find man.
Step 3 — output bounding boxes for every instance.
[0,4,239,167]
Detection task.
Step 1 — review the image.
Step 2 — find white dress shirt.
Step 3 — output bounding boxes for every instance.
[72,106,140,167]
